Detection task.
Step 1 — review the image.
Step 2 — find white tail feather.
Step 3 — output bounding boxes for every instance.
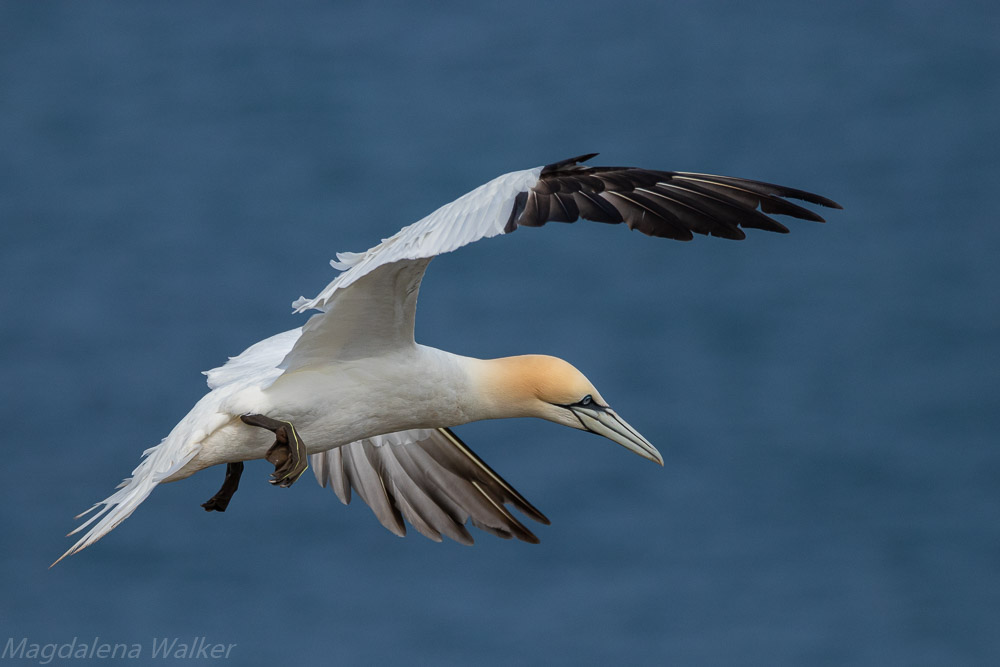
[50,396,233,567]
[51,438,200,567]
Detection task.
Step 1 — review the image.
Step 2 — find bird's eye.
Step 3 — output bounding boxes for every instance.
[580,395,593,406]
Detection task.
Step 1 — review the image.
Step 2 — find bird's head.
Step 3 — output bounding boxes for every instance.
[477,355,663,465]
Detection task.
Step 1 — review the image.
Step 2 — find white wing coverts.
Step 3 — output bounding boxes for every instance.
[279,167,543,372]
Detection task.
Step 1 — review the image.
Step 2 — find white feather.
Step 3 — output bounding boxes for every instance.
[291,166,541,313]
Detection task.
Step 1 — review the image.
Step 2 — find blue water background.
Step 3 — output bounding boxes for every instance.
[1,1,997,665]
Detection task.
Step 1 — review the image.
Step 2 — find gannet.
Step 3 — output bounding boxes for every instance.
[55,153,840,565]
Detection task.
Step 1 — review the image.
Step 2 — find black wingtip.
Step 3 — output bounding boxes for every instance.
[786,189,843,211]
[514,159,840,240]
[541,153,599,175]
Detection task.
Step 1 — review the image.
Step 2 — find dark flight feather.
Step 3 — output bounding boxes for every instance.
[509,154,841,239]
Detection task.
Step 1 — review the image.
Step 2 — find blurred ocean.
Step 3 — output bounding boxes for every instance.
[1,1,997,665]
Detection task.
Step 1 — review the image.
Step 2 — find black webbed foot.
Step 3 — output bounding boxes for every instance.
[240,414,309,487]
[202,462,244,512]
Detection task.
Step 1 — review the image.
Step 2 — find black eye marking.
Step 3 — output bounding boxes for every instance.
[557,394,605,411]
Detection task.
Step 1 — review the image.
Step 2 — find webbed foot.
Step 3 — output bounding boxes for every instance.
[240,414,309,487]
[202,462,244,512]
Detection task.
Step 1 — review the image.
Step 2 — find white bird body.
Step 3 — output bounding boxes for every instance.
[57,154,839,564]
[178,344,489,479]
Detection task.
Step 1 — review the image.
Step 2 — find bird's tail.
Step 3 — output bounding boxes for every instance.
[51,409,217,567]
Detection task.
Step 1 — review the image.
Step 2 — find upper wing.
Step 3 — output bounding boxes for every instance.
[279,154,840,371]
[278,164,543,370]
[279,258,431,371]
[204,328,299,389]
[310,427,550,544]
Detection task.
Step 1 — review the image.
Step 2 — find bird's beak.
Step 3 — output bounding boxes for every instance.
[571,405,663,466]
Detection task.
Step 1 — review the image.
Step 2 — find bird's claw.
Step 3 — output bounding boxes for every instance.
[267,446,308,487]
[201,493,231,512]
[242,414,309,489]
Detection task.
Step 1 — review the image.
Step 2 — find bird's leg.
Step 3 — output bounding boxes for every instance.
[239,414,309,488]
[201,462,244,512]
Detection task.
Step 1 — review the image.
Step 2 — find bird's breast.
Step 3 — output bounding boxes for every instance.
[203,347,481,464]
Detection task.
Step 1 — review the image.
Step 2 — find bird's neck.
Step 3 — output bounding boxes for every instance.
[459,354,572,422]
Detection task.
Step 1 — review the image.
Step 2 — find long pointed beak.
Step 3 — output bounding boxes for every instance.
[571,405,663,466]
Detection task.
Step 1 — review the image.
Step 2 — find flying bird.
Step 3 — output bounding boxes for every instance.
[55,153,840,565]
